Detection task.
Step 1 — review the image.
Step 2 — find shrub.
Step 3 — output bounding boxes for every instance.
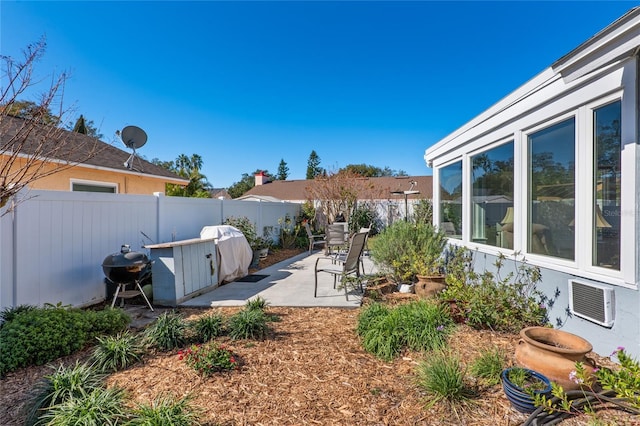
[0,304,37,328]
[440,250,548,332]
[224,216,258,247]
[0,306,89,376]
[179,343,239,375]
[370,221,447,283]
[39,386,128,425]
[349,202,379,235]
[227,309,269,340]
[469,348,505,386]
[357,300,453,361]
[91,330,145,373]
[415,351,471,406]
[0,305,131,377]
[85,307,131,337]
[23,361,105,426]
[129,393,201,426]
[144,311,189,351]
[190,312,224,343]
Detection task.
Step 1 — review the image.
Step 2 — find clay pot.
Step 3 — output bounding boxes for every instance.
[515,327,596,390]
[415,275,446,297]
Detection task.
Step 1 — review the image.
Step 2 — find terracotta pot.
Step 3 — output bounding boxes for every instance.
[515,327,596,390]
[415,275,446,297]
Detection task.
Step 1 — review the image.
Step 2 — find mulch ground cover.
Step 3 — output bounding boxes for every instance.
[1,248,637,425]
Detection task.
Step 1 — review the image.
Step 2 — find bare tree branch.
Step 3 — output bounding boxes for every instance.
[0,38,105,212]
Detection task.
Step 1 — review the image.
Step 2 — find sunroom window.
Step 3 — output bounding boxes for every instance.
[439,161,463,239]
[593,100,621,270]
[528,118,575,260]
[471,142,514,248]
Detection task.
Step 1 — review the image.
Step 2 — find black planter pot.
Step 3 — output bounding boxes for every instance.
[501,367,552,413]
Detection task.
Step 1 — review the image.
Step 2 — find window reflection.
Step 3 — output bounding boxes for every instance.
[439,161,462,239]
[471,142,514,248]
[528,118,575,260]
[593,101,621,270]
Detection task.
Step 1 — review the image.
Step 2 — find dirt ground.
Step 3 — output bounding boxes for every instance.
[1,248,638,425]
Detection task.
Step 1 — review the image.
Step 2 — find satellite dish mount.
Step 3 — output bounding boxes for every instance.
[119,125,148,170]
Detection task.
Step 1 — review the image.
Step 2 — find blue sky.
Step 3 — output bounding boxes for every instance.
[1,1,636,188]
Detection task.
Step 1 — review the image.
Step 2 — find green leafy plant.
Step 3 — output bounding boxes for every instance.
[0,305,130,376]
[190,312,224,343]
[179,343,239,375]
[85,307,131,336]
[0,307,88,376]
[129,393,201,425]
[277,214,301,249]
[227,308,269,340]
[91,330,145,373]
[357,300,453,361]
[533,348,640,423]
[507,367,548,392]
[0,304,37,328]
[470,348,505,386]
[23,361,105,426]
[415,350,472,407]
[370,221,447,283]
[440,250,548,332]
[38,386,128,426]
[245,296,269,311]
[144,311,189,351]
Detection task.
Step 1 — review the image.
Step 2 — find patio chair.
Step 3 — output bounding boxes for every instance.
[304,222,325,254]
[325,223,348,255]
[314,231,367,300]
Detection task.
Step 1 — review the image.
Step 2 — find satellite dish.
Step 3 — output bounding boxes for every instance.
[119,125,148,170]
[121,125,147,150]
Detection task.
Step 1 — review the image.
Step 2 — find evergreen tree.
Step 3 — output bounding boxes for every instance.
[227,169,270,199]
[72,115,88,134]
[71,114,103,139]
[306,150,323,179]
[276,159,289,180]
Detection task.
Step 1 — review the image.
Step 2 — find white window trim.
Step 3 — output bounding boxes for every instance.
[70,179,119,193]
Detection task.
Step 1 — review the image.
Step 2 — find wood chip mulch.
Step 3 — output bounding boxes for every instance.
[1,248,638,425]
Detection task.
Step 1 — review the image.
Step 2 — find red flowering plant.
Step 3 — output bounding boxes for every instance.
[178,343,239,375]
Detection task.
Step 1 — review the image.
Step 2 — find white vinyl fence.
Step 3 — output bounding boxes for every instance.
[0,190,300,310]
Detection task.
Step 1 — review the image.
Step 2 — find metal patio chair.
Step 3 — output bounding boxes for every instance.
[314,231,367,301]
[304,221,325,254]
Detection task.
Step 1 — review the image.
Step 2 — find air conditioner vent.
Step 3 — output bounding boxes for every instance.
[568,280,615,328]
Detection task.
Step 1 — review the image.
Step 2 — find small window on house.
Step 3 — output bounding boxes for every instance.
[528,118,575,260]
[471,141,514,248]
[71,182,117,193]
[439,161,462,239]
[593,100,621,270]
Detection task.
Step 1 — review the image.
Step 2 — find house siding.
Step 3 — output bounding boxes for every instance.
[425,9,640,357]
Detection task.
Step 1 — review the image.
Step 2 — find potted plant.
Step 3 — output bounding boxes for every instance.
[252,236,271,260]
[412,252,447,297]
[501,367,552,413]
[370,221,448,294]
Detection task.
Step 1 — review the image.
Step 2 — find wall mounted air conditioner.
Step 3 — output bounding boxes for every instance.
[568,280,615,328]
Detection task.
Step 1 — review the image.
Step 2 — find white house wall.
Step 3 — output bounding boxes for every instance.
[424,10,640,358]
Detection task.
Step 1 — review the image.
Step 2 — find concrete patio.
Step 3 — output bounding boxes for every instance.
[179,251,379,309]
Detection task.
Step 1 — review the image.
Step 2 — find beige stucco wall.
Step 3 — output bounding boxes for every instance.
[3,156,183,194]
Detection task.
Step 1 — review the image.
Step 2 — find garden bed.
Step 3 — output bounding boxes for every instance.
[0,247,635,425]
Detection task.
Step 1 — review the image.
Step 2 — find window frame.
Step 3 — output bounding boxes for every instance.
[70,179,118,193]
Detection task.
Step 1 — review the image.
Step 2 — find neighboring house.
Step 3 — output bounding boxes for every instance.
[1,115,188,194]
[241,173,433,226]
[210,188,231,199]
[424,8,640,357]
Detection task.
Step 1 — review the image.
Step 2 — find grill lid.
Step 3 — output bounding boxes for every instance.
[102,245,149,268]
